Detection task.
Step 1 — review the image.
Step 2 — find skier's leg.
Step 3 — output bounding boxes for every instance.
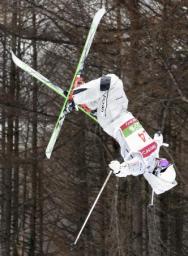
[73,76,111,105]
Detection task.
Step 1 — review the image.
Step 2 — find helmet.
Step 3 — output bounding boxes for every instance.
[156,159,176,182]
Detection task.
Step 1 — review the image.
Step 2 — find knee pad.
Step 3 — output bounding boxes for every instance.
[100,76,111,91]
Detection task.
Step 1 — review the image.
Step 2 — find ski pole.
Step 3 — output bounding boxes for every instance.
[73,170,113,246]
[151,190,155,205]
[148,189,155,207]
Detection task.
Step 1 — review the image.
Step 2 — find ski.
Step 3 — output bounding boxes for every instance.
[11,51,66,98]
[46,8,105,158]
[11,8,105,158]
[11,52,97,123]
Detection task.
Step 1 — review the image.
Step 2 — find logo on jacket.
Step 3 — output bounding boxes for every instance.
[120,118,142,137]
[101,92,107,115]
[139,141,158,158]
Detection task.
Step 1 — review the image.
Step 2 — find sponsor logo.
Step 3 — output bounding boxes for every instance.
[121,118,137,130]
[101,92,107,113]
[139,141,157,158]
[120,118,142,137]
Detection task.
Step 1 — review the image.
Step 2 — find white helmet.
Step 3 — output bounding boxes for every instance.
[158,164,176,183]
[154,158,176,183]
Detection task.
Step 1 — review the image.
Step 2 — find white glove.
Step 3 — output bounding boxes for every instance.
[154,131,169,147]
[154,131,163,147]
[109,160,121,174]
[109,160,131,178]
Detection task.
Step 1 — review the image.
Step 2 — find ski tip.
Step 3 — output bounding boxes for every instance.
[45,151,52,159]
[11,51,17,63]
[99,7,106,15]
[10,50,14,59]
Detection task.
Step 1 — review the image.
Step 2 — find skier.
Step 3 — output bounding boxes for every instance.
[68,74,177,195]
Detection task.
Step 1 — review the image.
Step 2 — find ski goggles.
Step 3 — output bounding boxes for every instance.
[158,159,170,171]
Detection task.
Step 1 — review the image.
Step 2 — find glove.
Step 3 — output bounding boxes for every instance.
[109,160,132,178]
[109,160,121,174]
[154,131,169,158]
[154,131,163,147]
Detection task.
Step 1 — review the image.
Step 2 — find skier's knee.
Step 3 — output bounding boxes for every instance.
[100,75,111,91]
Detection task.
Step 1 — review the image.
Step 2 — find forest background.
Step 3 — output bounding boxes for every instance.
[0,0,187,255]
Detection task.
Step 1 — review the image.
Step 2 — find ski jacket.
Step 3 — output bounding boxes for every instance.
[73,74,177,194]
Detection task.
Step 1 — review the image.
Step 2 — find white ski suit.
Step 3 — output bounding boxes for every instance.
[73,74,177,194]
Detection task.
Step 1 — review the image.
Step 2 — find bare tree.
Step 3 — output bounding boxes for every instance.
[0,0,187,255]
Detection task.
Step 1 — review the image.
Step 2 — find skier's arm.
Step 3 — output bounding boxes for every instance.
[109,154,145,178]
[153,131,169,156]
